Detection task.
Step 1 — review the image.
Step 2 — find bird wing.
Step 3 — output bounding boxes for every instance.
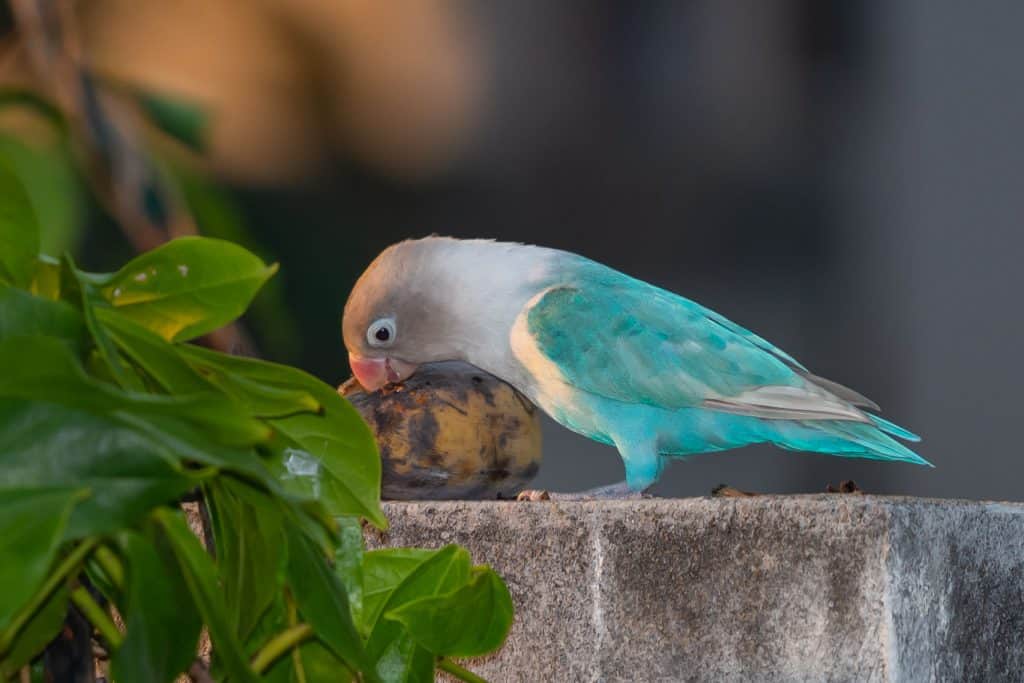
[519,266,871,423]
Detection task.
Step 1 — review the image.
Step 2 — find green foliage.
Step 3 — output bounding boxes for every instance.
[0,489,84,628]
[113,529,203,683]
[0,583,69,678]
[133,90,209,153]
[0,161,40,288]
[385,567,514,658]
[0,134,83,257]
[96,236,279,343]
[0,163,512,680]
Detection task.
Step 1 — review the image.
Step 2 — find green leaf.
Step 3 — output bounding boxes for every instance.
[0,400,197,540]
[297,639,357,683]
[359,548,463,637]
[115,412,278,493]
[178,345,384,527]
[0,284,84,345]
[0,335,272,447]
[135,90,208,152]
[245,595,357,683]
[284,518,371,678]
[0,488,84,629]
[178,344,320,418]
[28,256,62,300]
[0,160,40,287]
[368,632,434,683]
[154,508,260,683]
[0,133,84,256]
[99,313,320,423]
[205,478,287,642]
[96,309,212,394]
[96,236,277,342]
[113,530,202,683]
[384,567,513,657]
[0,583,69,677]
[362,547,473,683]
[333,518,366,627]
[238,594,291,683]
[63,254,144,391]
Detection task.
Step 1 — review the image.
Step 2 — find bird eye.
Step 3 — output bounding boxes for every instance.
[367,318,396,347]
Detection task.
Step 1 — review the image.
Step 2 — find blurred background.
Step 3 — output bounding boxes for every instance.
[1,0,1021,499]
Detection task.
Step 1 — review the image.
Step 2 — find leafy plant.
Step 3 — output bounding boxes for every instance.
[0,170,513,681]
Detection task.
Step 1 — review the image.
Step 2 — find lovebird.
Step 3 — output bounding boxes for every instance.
[343,237,927,495]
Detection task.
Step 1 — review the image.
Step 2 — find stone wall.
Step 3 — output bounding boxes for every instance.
[366,496,1024,682]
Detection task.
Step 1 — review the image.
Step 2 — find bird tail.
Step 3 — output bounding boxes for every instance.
[867,414,921,442]
[772,415,931,467]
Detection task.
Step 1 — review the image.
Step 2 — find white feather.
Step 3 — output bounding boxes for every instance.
[702,384,871,423]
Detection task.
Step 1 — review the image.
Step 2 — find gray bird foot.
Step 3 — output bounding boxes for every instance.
[516,481,653,501]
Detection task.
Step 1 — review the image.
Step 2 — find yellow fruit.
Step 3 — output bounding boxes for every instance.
[339,361,543,500]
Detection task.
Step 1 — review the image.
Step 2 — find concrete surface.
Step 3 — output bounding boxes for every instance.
[365,496,1024,682]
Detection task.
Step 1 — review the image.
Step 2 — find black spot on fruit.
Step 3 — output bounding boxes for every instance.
[408,411,440,457]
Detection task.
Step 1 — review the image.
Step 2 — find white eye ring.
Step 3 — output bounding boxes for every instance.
[366,317,397,347]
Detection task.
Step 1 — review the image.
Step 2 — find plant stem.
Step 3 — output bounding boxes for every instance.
[285,592,308,683]
[93,544,125,590]
[0,537,99,657]
[250,623,314,675]
[70,586,123,649]
[438,658,489,683]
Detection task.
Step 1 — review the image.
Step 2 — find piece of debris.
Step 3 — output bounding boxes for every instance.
[515,489,552,502]
[711,484,759,498]
[826,480,863,494]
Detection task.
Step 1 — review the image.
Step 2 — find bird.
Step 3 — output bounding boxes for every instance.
[342,237,927,496]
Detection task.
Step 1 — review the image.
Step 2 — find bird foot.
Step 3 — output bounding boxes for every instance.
[515,482,653,501]
[826,479,863,494]
[711,484,759,498]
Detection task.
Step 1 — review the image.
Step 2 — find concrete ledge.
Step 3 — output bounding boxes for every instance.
[366,496,1024,682]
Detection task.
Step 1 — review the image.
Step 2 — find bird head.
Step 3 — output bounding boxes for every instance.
[343,240,461,391]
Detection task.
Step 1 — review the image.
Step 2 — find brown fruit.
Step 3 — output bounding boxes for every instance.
[339,361,543,500]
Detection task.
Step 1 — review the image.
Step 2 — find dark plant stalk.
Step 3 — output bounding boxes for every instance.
[69,587,122,649]
[0,537,99,657]
[438,658,489,683]
[250,623,315,675]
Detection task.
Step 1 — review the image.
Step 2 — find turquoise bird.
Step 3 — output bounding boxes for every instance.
[343,237,927,495]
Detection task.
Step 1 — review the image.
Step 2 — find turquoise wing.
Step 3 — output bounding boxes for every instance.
[525,265,805,411]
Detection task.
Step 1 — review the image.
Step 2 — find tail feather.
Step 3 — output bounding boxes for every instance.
[867,414,921,442]
[769,417,931,467]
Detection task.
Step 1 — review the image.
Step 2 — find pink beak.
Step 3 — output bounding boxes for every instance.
[349,353,418,391]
